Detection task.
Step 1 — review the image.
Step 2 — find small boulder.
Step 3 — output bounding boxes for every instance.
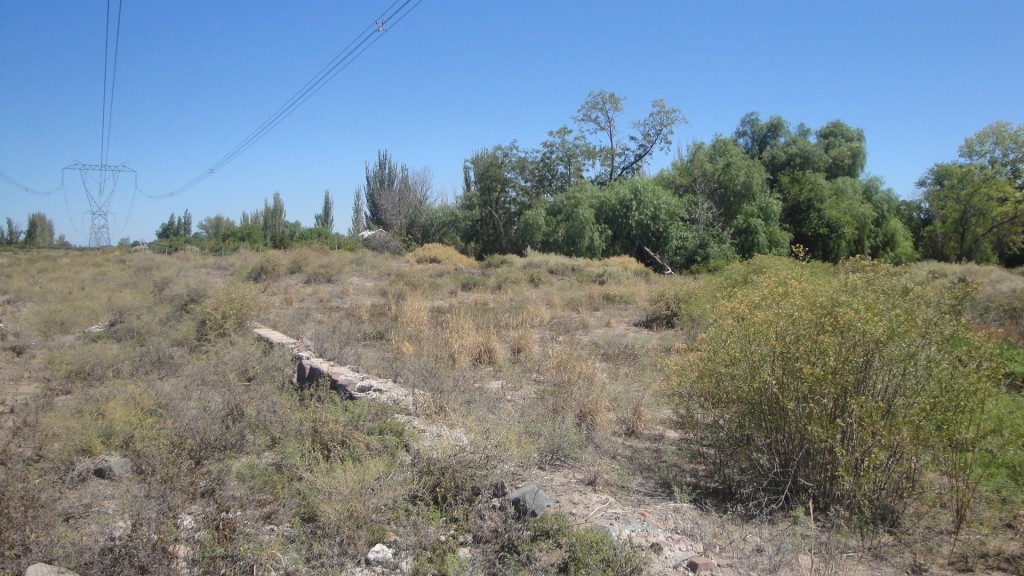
[92,456,131,480]
[686,556,718,574]
[365,542,395,566]
[508,484,552,518]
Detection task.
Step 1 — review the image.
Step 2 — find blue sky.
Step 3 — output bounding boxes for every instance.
[2,1,1022,245]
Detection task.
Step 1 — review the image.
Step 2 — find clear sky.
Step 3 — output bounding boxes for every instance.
[2,1,1022,246]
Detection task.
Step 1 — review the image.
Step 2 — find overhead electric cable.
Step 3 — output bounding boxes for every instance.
[141,0,423,199]
[0,169,60,196]
[100,0,111,164]
[99,0,124,169]
[103,0,124,168]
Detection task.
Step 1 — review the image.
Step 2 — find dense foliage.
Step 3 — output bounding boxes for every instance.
[680,257,1000,527]
[904,121,1024,266]
[387,99,930,270]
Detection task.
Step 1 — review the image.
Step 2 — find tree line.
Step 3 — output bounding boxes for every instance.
[349,91,1022,270]
[78,89,1024,267]
[148,189,354,252]
[0,212,70,248]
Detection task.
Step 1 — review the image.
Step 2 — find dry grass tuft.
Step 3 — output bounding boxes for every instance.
[407,243,478,269]
[543,345,611,436]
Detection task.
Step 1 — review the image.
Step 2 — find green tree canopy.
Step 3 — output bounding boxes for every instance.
[196,214,236,239]
[914,121,1024,265]
[573,90,684,186]
[24,212,55,247]
[155,210,192,240]
[363,150,432,237]
[677,137,790,258]
[314,189,334,232]
[350,188,366,236]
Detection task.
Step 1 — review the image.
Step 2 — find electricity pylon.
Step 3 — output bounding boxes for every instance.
[63,163,136,247]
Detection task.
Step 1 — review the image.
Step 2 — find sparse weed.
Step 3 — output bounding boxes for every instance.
[303,260,337,284]
[542,345,611,437]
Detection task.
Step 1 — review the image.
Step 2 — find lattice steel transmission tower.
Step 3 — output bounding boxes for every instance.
[63,163,136,247]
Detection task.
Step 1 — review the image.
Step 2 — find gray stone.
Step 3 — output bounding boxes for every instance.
[295,359,325,387]
[93,456,131,480]
[508,484,553,518]
[365,542,395,566]
[594,524,619,544]
[25,564,81,576]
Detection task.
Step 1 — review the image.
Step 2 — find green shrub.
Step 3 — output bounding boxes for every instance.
[458,273,487,292]
[680,257,1000,527]
[638,279,711,345]
[512,513,649,576]
[195,280,259,343]
[640,286,691,329]
[246,253,284,282]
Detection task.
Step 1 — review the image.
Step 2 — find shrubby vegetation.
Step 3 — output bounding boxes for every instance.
[679,257,1000,528]
[0,244,1022,574]
[147,190,360,254]
[2,90,1022,574]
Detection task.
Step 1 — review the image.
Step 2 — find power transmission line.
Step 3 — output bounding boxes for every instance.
[76,0,128,246]
[100,0,124,169]
[0,169,60,196]
[141,0,424,200]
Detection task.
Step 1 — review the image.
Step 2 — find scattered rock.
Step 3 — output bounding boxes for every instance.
[84,322,109,333]
[73,454,131,481]
[168,543,191,561]
[108,515,132,542]
[365,542,395,566]
[25,564,80,576]
[177,512,197,535]
[92,456,131,480]
[508,484,553,518]
[686,555,718,574]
